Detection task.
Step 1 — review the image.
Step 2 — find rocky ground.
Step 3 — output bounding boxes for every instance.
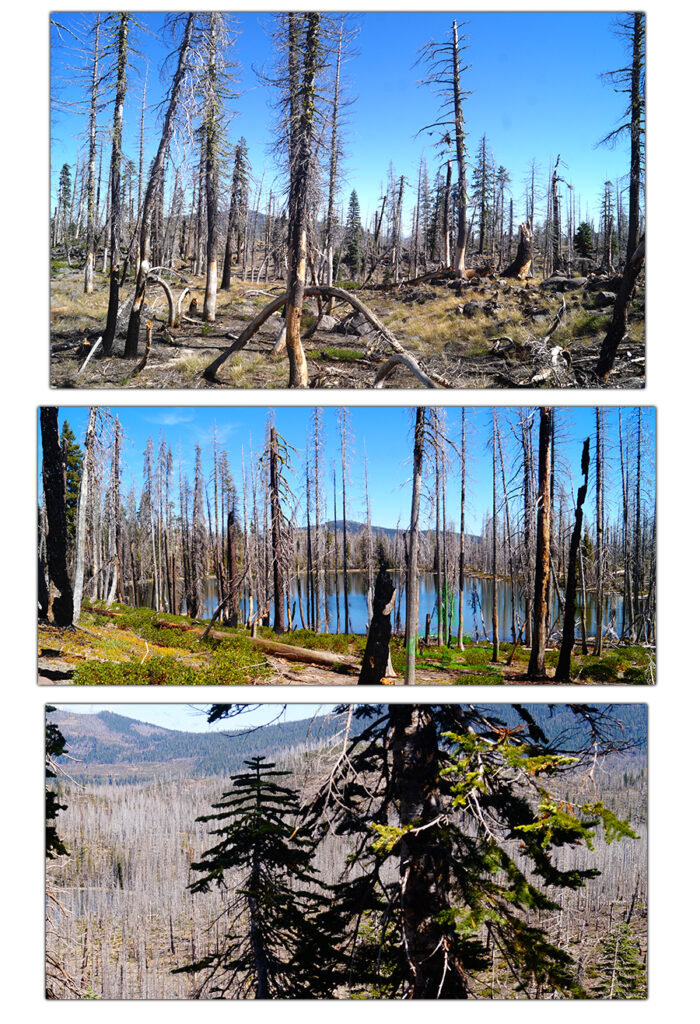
[50,265,645,390]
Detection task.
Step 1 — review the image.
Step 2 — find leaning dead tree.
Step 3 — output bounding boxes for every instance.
[594,235,645,382]
[124,14,194,357]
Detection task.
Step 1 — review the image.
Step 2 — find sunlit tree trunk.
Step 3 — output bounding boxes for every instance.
[527,408,552,679]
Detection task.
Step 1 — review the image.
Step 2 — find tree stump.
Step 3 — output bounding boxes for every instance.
[358,558,397,685]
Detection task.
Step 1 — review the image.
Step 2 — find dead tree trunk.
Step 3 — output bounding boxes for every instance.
[358,556,396,685]
[284,13,320,388]
[503,221,533,280]
[404,408,425,685]
[527,407,552,679]
[554,438,590,682]
[124,15,194,357]
[269,426,285,635]
[102,14,129,355]
[594,236,645,382]
[40,409,74,626]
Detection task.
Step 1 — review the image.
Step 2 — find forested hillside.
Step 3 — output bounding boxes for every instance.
[50,707,361,780]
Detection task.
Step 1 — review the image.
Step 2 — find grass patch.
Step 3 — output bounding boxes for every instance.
[306,347,365,363]
[569,313,610,337]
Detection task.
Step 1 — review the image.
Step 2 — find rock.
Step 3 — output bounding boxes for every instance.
[585,275,622,293]
[335,312,372,336]
[316,314,338,331]
[541,276,588,292]
[592,291,617,307]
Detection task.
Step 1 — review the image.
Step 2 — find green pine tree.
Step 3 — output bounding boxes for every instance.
[574,221,594,258]
[175,756,339,998]
[590,923,646,998]
[60,420,84,544]
[343,189,364,280]
[46,706,69,859]
[303,704,638,999]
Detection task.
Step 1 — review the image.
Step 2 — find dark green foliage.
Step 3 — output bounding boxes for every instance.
[296,704,640,999]
[176,757,339,998]
[60,420,83,542]
[574,221,594,258]
[343,189,364,279]
[46,706,69,859]
[589,923,646,998]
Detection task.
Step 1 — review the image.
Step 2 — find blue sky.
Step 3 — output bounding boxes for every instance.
[45,406,656,534]
[50,11,636,228]
[53,702,337,732]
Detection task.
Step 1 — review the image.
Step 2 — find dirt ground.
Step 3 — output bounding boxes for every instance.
[49,268,645,390]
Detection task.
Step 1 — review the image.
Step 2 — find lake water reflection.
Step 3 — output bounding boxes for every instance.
[192,571,623,641]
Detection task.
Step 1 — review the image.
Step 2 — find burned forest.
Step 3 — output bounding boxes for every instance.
[45,703,648,1000]
[38,405,656,685]
[50,12,645,389]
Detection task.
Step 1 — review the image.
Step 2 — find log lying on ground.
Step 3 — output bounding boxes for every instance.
[77,335,103,375]
[374,353,441,389]
[203,284,444,387]
[152,617,358,671]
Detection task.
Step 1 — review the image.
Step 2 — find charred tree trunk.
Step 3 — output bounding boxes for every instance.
[359,557,396,685]
[594,235,645,382]
[503,221,533,280]
[40,409,74,626]
[555,438,590,682]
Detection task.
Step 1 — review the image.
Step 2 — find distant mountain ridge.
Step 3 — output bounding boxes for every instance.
[50,708,356,782]
[323,520,482,546]
[49,704,645,784]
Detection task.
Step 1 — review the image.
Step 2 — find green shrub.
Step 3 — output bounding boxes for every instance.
[579,662,618,682]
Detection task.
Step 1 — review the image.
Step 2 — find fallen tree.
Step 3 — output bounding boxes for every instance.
[152,617,358,672]
[202,284,447,387]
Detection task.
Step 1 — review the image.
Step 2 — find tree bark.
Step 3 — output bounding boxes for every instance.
[527,407,552,679]
[358,559,396,685]
[404,409,425,685]
[554,438,590,682]
[503,221,533,279]
[40,409,74,626]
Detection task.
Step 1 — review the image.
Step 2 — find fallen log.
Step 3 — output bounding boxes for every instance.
[77,335,103,375]
[203,284,444,387]
[373,353,441,389]
[152,618,358,671]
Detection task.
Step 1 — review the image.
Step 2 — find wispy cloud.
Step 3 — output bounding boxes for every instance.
[144,412,195,428]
